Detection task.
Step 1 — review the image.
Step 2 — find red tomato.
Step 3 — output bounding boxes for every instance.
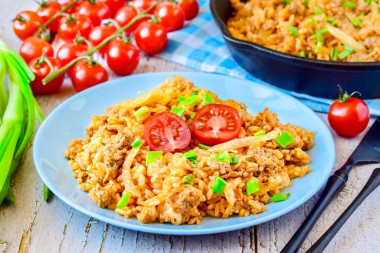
[37,3,62,32]
[106,39,139,76]
[192,104,242,145]
[328,87,370,137]
[76,1,111,26]
[178,0,199,20]
[13,11,43,40]
[154,2,185,32]
[114,6,141,34]
[58,14,92,42]
[134,21,168,55]
[133,0,157,13]
[88,24,117,55]
[144,111,191,153]
[19,36,54,63]
[71,60,108,92]
[56,43,88,75]
[29,57,64,95]
[99,0,126,16]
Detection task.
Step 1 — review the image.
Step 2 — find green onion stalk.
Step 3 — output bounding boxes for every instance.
[0,39,49,204]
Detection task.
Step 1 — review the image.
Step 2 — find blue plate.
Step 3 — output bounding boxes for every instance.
[33,71,335,235]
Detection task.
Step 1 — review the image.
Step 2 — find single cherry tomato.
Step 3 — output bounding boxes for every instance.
[56,43,88,75]
[192,104,242,145]
[134,21,168,55]
[58,14,92,42]
[99,0,126,16]
[71,60,108,92]
[13,10,43,40]
[29,57,64,95]
[178,0,199,20]
[88,23,117,55]
[133,0,157,13]
[19,36,54,63]
[37,2,62,32]
[154,2,185,32]
[114,6,141,34]
[144,111,191,153]
[76,0,111,26]
[328,86,370,137]
[106,39,139,76]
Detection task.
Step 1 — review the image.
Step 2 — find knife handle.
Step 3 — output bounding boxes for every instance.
[280,169,349,253]
[307,168,380,253]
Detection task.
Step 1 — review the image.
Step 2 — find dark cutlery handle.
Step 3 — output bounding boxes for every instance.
[307,168,380,253]
[280,169,349,253]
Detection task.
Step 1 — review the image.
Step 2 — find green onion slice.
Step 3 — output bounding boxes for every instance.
[275,131,295,148]
[314,7,324,15]
[327,17,339,26]
[230,155,239,165]
[146,151,163,166]
[191,90,199,96]
[177,95,200,105]
[254,130,266,136]
[246,178,259,195]
[170,107,185,117]
[131,137,142,149]
[90,137,103,144]
[203,91,215,105]
[343,0,356,9]
[182,150,198,162]
[191,112,196,119]
[287,26,298,37]
[117,192,131,209]
[306,18,315,24]
[283,0,290,6]
[299,51,306,57]
[272,193,290,202]
[133,106,149,118]
[182,174,195,185]
[305,0,309,7]
[199,143,211,150]
[209,151,232,163]
[331,48,338,61]
[211,176,227,195]
[350,18,362,27]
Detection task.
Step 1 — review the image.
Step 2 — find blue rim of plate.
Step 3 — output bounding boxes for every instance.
[33,71,335,235]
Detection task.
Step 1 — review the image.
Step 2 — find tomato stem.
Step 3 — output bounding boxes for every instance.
[42,0,164,85]
[337,85,361,103]
[74,35,92,48]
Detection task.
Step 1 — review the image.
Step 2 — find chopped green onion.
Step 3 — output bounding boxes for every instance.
[338,50,351,59]
[199,143,211,150]
[192,162,198,167]
[283,0,290,6]
[287,26,298,37]
[331,48,338,61]
[191,112,196,119]
[315,41,323,53]
[343,0,356,9]
[211,176,227,195]
[306,18,315,24]
[133,106,149,118]
[272,193,290,202]
[191,90,199,96]
[378,3,380,11]
[117,192,131,209]
[90,137,103,144]
[146,151,163,166]
[275,131,295,148]
[203,92,215,105]
[299,51,306,57]
[43,185,52,202]
[182,150,198,162]
[327,17,339,26]
[314,7,324,15]
[131,137,142,149]
[230,155,239,164]
[254,130,266,136]
[182,174,195,185]
[170,107,185,117]
[209,151,232,163]
[350,18,362,27]
[177,95,200,105]
[345,44,355,53]
[246,178,259,195]
[305,0,309,7]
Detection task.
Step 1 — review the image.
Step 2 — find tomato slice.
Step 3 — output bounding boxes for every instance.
[192,104,242,145]
[144,111,191,153]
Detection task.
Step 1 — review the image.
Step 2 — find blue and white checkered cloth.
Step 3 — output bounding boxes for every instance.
[158,0,380,116]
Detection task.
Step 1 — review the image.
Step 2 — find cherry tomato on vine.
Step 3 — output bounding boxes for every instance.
[71,60,108,92]
[106,39,139,76]
[134,21,168,55]
[37,2,61,32]
[192,104,242,145]
[56,43,88,75]
[29,57,64,95]
[154,1,185,32]
[114,6,141,34]
[178,0,199,20]
[19,36,54,63]
[13,10,43,40]
[328,86,370,137]
[76,0,111,26]
[144,111,191,154]
[133,0,157,13]
[99,0,126,16]
[58,14,92,42]
[88,23,117,55]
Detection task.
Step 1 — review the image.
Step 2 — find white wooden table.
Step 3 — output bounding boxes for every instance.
[0,1,379,252]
